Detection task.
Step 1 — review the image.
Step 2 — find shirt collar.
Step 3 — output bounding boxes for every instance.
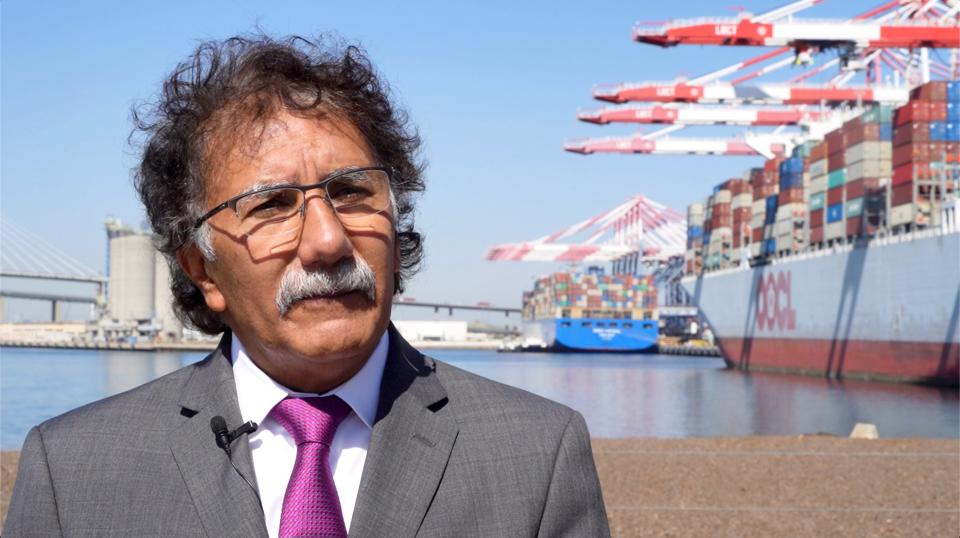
[232,330,389,430]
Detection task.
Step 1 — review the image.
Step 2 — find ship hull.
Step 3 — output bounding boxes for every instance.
[523,318,659,352]
[682,229,960,385]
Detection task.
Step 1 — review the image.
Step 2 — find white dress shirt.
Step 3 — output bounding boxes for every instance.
[231,331,388,537]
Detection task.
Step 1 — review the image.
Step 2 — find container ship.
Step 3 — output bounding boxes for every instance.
[682,80,959,385]
[520,267,659,352]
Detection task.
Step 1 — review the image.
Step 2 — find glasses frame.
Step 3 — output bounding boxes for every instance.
[192,165,394,230]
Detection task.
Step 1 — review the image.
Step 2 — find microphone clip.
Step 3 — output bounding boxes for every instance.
[210,416,258,458]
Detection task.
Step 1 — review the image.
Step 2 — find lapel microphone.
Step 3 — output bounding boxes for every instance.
[210,416,258,458]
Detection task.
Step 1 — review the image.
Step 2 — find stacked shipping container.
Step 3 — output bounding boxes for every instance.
[843,108,893,237]
[522,269,657,321]
[684,80,959,277]
[891,80,960,228]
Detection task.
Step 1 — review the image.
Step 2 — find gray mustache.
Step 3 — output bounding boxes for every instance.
[275,257,377,315]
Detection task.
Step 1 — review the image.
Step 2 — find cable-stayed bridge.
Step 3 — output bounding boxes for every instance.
[0,216,105,321]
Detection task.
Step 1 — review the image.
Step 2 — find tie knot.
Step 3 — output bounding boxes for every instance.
[270,396,351,446]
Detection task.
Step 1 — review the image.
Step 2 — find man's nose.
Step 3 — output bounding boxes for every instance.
[297,193,354,266]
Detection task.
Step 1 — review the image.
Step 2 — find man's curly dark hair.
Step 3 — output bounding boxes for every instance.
[132,34,425,335]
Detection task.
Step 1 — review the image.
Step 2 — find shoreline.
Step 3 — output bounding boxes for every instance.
[3,436,958,535]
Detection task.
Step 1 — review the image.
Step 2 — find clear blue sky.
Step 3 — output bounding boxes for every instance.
[2,0,869,320]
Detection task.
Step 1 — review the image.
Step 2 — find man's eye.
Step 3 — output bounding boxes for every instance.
[242,190,299,218]
[328,174,376,202]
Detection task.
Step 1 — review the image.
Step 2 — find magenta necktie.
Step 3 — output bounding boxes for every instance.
[271,396,351,538]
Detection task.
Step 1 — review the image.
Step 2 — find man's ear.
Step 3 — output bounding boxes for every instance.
[176,245,227,312]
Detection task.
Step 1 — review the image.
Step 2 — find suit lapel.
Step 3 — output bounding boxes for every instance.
[349,325,459,538]
[168,335,268,538]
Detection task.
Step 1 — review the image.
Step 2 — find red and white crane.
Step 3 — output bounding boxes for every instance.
[564,133,794,159]
[577,104,826,126]
[566,0,959,158]
[591,81,909,105]
[632,0,960,49]
[486,195,687,263]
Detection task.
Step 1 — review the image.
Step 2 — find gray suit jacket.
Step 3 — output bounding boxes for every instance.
[5,325,610,537]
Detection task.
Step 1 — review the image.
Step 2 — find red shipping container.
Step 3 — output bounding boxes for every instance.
[929,142,957,161]
[910,80,947,102]
[726,178,751,196]
[845,123,880,146]
[733,207,751,221]
[752,228,763,242]
[842,117,863,134]
[810,208,824,226]
[810,142,828,162]
[928,102,947,121]
[892,162,934,186]
[827,186,843,206]
[863,177,885,191]
[845,178,865,199]
[825,130,845,152]
[892,141,931,167]
[891,182,914,206]
[753,184,778,199]
[827,151,845,171]
[893,122,931,147]
[895,102,931,125]
[712,202,732,216]
[846,219,861,237]
[711,215,733,228]
[810,226,823,244]
[778,187,804,204]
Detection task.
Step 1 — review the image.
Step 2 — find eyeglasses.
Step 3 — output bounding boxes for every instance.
[193,166,393,245]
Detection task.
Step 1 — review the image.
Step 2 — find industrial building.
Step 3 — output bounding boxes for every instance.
[102,218,181,340]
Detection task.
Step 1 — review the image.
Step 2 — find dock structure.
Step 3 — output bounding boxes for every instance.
[3,436,958,535]
[594,436,960,537]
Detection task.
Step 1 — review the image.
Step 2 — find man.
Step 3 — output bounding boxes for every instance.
[5,35,610,537]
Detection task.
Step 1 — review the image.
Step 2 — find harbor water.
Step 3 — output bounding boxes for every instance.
[1,347,957,451]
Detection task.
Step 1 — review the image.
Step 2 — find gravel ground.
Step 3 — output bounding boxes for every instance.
[3,436,958,536]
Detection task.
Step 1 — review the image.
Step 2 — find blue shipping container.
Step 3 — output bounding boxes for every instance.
[827,203,844,223]
[948,81,959,103]
[778,157,804,176]
[946,122,959,142]
[948,102,959,122]
[879,123,892,141]
[779,172,803,189]
[688,226,703,238]
[765,194,778,214]
[929,122,947,142]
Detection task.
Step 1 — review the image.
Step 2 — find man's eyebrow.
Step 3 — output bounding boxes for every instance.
[235,178,295,197]
[236,166,369,197]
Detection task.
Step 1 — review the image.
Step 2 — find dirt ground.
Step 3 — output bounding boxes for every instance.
[3,436,958,537]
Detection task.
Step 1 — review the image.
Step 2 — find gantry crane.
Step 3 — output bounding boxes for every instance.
[566,0,959,156]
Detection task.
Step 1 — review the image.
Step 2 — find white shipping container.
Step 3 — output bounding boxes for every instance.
[688,202,704,216]
[808,159,828,177]
[825,221,845,239]
[752,200,767,214]
[775,234,797,252]
[776,203,805,221]
[749,242,761,258]
[711,227,733,240]
[845,141,892,164]
[732,193,753,210]
[774,220,795,236]
[714,190,732,204]
[750,214,766,228]
[810,175,828,192]
[847,159,892,181]
[889,203,917,226]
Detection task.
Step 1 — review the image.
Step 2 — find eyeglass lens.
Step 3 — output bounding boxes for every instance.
[233,169,391,242]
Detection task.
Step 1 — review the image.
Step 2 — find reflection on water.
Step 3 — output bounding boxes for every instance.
[1,347,957,450]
